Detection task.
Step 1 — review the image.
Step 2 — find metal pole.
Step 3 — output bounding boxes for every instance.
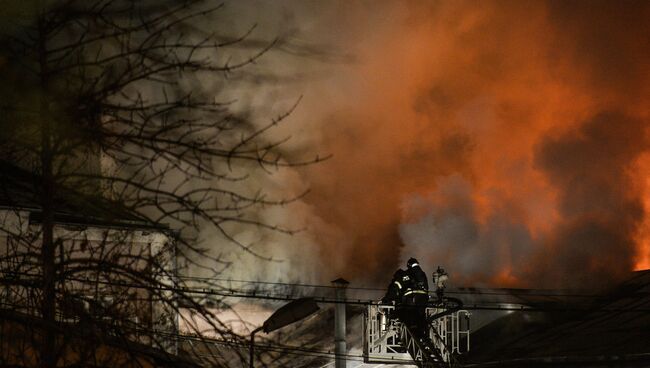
[172,239,179,356]
[331,278,349,368]
[249,326,263,368]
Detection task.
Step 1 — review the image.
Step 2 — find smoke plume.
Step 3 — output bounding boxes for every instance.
[197,1,650,289]
[284,0,650,288]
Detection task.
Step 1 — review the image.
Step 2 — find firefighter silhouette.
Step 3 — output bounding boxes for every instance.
[402,257,429,338]
[382,268,407,323]
[382,268,406,305]
[383,258,430,337]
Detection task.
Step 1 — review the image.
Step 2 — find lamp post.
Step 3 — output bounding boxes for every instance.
[249,298,320,368]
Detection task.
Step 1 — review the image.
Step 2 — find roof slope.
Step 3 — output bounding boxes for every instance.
[0,160,165,230]
[465,270,650,367]
[0,308,199,368]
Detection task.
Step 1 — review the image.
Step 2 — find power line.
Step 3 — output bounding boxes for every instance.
[0,269,610,298]
[177,333,376,363]
[97,323,393,364]
[176,274,602,298]
[0,302,374,365]
[103,322,650,367]
[3,300,648,367]
[3,271,650,313]
[57,275,650,313]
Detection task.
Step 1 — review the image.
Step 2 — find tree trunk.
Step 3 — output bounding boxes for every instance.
[38,17,57,368]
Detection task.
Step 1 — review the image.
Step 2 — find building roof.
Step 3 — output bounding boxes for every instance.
[464,270,650,367]
[0,308,199,368]
[0,160,167,231]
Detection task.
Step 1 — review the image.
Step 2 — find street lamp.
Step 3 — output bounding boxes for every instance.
[249,298,320,368]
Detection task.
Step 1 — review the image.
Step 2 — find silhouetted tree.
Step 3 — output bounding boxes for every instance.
[0,0,324,366]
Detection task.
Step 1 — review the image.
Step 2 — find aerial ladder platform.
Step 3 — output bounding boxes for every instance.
[363,299,470,367]
[399,323,447,367]
[363,269,470,367]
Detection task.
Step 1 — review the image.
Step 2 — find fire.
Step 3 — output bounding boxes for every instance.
[633,158,650,271]
[494,268,519,288]
[298,1,650,288]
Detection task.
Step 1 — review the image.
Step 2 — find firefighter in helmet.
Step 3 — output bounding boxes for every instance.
[383,268,410,321]
[402,257,429,337]
[382,268,406,305]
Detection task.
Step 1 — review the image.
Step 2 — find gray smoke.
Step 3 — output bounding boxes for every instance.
[399,175,535,287]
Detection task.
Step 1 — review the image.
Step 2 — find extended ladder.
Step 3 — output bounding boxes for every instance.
[399,323,448,368]
[363,302,470,366]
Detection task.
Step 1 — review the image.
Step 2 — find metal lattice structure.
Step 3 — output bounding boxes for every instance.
[363,303,470,367]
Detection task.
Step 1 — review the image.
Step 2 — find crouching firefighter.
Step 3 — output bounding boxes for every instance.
[382,269,408,320]
[402,257,429,338]
[382,269,406,305]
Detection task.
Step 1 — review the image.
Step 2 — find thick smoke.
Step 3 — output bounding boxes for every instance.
[531,111,648,288]
[174,1,336,287]
[190,1,650,289]
[291,0,650,287]
[399,175,535,286]
[400,111,648,289]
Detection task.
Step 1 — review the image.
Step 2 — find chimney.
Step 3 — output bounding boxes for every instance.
[331,277,349,368]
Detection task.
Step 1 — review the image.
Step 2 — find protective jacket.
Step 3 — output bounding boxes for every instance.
[403,264,429,297]
[382,269,406,304]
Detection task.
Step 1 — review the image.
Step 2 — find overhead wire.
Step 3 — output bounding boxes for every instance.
[63,276,650,313]
[2,270,649,312]
[2,299,646,367]
[2,273,650,365]
[176,274,601,298]
[0,300,374,365]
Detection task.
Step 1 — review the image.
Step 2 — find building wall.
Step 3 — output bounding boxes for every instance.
[0,208,177,350]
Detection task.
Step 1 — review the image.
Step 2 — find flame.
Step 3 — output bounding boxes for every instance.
[633,155,650,271]
[297,1,650,288]
[494,268,519,288]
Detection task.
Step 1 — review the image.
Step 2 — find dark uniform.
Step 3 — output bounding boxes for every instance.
[383,269,408,322]
[382,269,406,305]
[402,258,429,338]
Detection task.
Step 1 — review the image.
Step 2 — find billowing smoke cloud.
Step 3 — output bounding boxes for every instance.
[400,111,648,289]
[286,0,650,288]
[193,1,650,289]
[399,175,535,286]
[531,111,648,288]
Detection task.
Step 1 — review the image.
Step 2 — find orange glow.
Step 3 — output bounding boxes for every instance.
[633,155,650,270]
[301,1,650,288]
[635,249,650,271]
[494,268,520,288]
